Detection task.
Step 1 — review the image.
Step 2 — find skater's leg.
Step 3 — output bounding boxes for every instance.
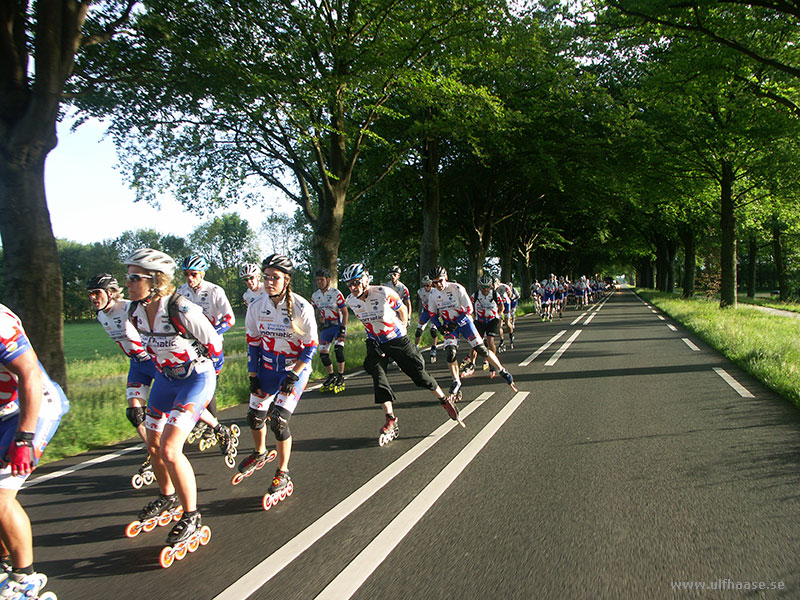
[147,428,174,496]
[159,424,196,512]
[0,490,32,570]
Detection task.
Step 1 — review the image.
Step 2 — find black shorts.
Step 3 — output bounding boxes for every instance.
[475,319,500,338]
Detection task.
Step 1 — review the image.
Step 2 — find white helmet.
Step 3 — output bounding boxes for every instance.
[240,263,260,279]
[421,275,432,285]
[124,248,176,278]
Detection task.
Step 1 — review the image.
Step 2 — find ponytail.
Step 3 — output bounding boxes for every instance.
[284,280,304,335]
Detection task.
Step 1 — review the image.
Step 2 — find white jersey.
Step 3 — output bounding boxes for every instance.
[346,286,406,343]
[96,299,149,362]
[242,283,266,308]
[128,296,222,372]
[384,280,410,306]
[245,293,318,361]
[427,281,473,323]
[473,289,503,322]
[495,283,511,302]
[417,286,433,311]
[177,280,235,333]
[311,287,346,328]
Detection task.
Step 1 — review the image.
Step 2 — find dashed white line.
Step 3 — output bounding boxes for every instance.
[657,315,665,321]
[545,330,582,366]
[667,324,677,331]
[519,331,566,367]
[682,338,701,352]
[713,367,754,398]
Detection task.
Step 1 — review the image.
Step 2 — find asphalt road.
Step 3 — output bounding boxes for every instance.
[23,289,800,598]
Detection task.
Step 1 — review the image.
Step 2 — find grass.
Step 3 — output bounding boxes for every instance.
[736,295,800,314]
[636,289,800,409]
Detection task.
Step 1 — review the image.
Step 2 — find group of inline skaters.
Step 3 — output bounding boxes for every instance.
[529,274,613,321]
[0,244,606,594]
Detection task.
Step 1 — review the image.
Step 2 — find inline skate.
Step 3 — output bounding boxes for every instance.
[214,423,240,468]
[262,469,293,510]
[159,511,211,569]
[429,347,437,363]
[499,369,517,392]
[131,454,155,489]
[320,373,336,393]
[186,421,207,445]
[125,494,183,538]
[378,414,399,447]
[459,357,475,378]
[442,382,465,427]
[231,449,278,485]
[0,572,57,600]
[332,373,345,394]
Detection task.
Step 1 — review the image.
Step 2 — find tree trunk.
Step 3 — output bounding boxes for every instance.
[655,235,668,291]
[772,215,787,301]
[719,161,737,308]
[311,185,345,281]
[746,234,757,298]
[666,238,678,293]
[419,136,440,282]
[680,226,696,298]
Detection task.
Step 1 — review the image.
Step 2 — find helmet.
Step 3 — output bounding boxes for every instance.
[181,254,208,272]
[478,274,493,287]
[261,254,294,276]
[86,273,119,291]
[341,263,367,283]
[428,266,447,281]
[421,275,432,285]
[315,268,332,278]
[124,248,177,277]
[388,265,401,276]
[239,263,260,279]
[541,280,548,286]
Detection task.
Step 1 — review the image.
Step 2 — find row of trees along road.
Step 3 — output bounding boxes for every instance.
[2,1,799,386]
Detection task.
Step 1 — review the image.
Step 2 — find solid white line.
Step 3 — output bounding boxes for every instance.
[545,330,582,367]
[682,338,701,352]
[212,392,494,600]
[713,367,754,398]
[23,443,146,489]
[584,312,597,325]
[570,313,586,326]
[519,330,566,366]
[667,324,678,332]
[315,392,530,600]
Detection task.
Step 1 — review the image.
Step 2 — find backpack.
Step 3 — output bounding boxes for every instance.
[128,293,209,356]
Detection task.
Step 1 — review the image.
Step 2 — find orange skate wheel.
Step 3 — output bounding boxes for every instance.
[262,494,273,511]
[199,525,212,545]
[175,543,188,560]
[231,472,245,485]
[143,518,158,532]
[125,521,142,538]
[159,546,175,569]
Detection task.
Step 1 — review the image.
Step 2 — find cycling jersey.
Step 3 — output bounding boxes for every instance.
[427,281,473,324]
[243,283,267,308]
[245,293,319,371]
[472,289,503,322]
[177,280,235,335]
[384,280,410,306]
[311,287,346,328]
[347,286,406,343]
[96,299,149,362]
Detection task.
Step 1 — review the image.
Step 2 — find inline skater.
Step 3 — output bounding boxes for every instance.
[506,280,520,330]
[311,268,348,394]
[240,263,266,308]
[494,278,513,351]
[177,255,235,445]
[341,263,461,442]
[0,305,68,600]
[413,275,441,363]
[426,266,516,401]
[467,274,504,377]
[384,265,412,317]
[242,255,318,507]
[124,248,223,550]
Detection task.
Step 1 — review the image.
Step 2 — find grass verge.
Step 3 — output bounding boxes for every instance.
[636,289,800,409]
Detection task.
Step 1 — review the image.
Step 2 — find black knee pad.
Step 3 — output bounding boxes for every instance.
[446,345,458,363]
[320,352,332,367]
[126,406,145,428]
[269,406,292,441]
[430,326,439,338]
[475,344,489,358]
[415,327,424,339]
[334,345,345,364]
[247,408,269,430]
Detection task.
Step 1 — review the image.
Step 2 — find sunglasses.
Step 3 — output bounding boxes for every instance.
[262,274,283,282]
[432,279,443,284]
[243,275,256,281]
[125,273,153,282]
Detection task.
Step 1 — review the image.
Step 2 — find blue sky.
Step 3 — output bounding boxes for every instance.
[45,116,286,246]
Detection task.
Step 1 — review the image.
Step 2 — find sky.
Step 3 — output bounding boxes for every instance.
[44,116,290,247]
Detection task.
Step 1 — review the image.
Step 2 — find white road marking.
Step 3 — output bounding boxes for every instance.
[667,324,677,332]
[570,313,587,325]
[682,338,701,352]
[584,312,597,324]
[545,330,582,366]
[519,330,566,366]
[314,392,530,600]
[657,315,665,321]
[713,367,754,398]
[23,443,146,489]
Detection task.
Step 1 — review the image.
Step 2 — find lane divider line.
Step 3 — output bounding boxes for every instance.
[519,330,566,367]
[667,324,677,332]
[713,367,754,398]
[23,443,146,489]
[213,392,495,600]
[314,391,530,600]
[545,330,582,367]
[570,312,587,326]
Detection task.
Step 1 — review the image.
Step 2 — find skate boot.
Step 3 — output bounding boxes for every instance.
[441,385,465,428]
[320,373,336,393]
[447,380,463,404]
[509,332,515,348]
[499,369,518,392]
[198,424,217,451]
[263,469,294,510]
[378,414,399,447]
[497,339,506,353]
[429,347,437,363]
[125,493,182,538]
[159,511,211,569]
[232,449,277,485]
[482,361,489,371]
[131,453,155,489]
[0,572,53,600]
[187,421,206,444]
[489,368,497,379]
[215,423,240,468]
[459,358,475,378]
[333,373,345,394]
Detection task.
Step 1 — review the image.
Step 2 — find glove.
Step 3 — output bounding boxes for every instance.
[5,431,35,476]
[442,322,457,334]
[279,370,299,394]
[337,326,347,339]
[249,376,261,395]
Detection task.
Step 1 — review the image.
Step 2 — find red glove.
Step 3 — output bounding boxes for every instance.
[5,432,35,476]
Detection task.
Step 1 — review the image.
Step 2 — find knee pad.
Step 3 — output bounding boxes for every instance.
[474,344,489,358]
[430,326,439,338]
[320,352,332,367]
[446,345,458,363]
[125,406,146,428]
[334,345,345,364]
[247,408,269,431]
[269,406,291,441]
[415,327,424,339]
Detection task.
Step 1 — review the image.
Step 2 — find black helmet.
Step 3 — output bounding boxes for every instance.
[428,266,447,281]
[86,273,119,291]
[262,254,294,276]
[315,268,332,278]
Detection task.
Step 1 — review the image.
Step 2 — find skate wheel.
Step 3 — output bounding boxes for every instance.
[131,474,143,489]
[158,511,173,527]
[265,450,278,463]
[188,535,201,553]
[173,508,184,521]
[225,455,235,468]
[231,447,238,458]
[286,481,294,496]
[231,473,244,485]
[231,424,240,437]
[199,440,208,451]
[199,525,211,545]
[175,543,188,561]
[159,546,175,569]
[263,494,273,511]
[378,433,387,447]
[143,518,158,532]
[39,593,58,600]
[143,470,155,485]
[279,489,287,501]
[232,437,240,448]
[125,521,142,538]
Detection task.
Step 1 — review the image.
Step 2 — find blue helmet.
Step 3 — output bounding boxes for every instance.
[341,263,367,283]
[181,254,208,272]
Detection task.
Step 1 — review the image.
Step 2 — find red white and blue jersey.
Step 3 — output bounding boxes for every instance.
[417,286,433,311]
[472,289,503,323]
[495,283,511,302]
[97,300,150,362]
[427,281,473,324]
[242,283,266,308]
[0,304,61,411]
[246,293,319,370]
[129,297,222,372]
[311,287,346,328]
[177,280,235,334]
[384,280,410,306]
[347,286,406,343]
